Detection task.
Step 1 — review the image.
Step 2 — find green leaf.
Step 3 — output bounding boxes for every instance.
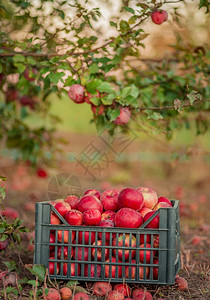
[90,96,100,106]
[26,57,36,66]
[3,261,16,272]
[0,233,8,241]
[86,79,102,94]
[97,82,113,93]
[199,0,209,12]
[124,6,135,14]
[110,21,117,28]
[89,63,99,74]
[14,63,26,73]
[120,20,130,32]
[13,55,25,63]
[0,63,2,73]
[101,94,115,105]
[28,280,39,287]
[147,112,163,120]
[187,90,202,105]
[107,107,120,121]
[27,265,46,282]
[66,280,79,287]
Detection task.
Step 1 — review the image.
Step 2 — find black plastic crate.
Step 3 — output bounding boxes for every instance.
[34,200,180,284]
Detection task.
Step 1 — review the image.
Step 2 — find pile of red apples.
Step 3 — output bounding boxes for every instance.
[48,187,173,280]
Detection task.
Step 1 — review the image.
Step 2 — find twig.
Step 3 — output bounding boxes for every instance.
[138,99,210,111]
[33,276,38,300]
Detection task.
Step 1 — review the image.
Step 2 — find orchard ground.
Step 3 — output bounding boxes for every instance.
[0,122,209,299]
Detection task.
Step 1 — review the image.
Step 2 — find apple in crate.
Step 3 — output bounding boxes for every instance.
[74,246,90,261]
[83,209,101,226]
[153,202,172,210]
[57,246,74,259]
[105,257,122,278]
[139,207,152,218]
[125,260,149,279]
[65,210,83,225]
[115,208,143,228]
[101,210,116,222]
[118,188,144,211]
[77,195,103,213]
[78,226,96,244]
[64,195,80,209]
[49,232,55,251]
[49,259,60,275]
[137,187,158,209]
[54,202,71,217]
[63,262,81,276]
[113,234,136,261]
[84,264,101,277]
[98,220,115,240]
[158,196,172,206]
[50,214,60,225]
[153,257,159,280]
[144,211,159,229]
[139,243,155,263]
[57,230,75,243]
[139,234,151,245]
[84,189,101,199]
[91,240,109,261]
[100,189,119,211]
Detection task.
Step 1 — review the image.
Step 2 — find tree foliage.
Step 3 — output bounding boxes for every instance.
[0,0,209,165]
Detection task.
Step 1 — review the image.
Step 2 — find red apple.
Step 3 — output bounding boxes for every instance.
[151,9,168,25]
[24,68,38,82]
[60,287,72,300]
[78,226,96,244]
[74,246,90,261]
[2,207,19,220]
[158,196,172,206]
[51,214,61,225]
[73,293,90,300]
[115,208,143,228]
[125,260,149,279]
[19,95,36,109]
[153,257,159,280]
[77,195,103,213]
[5,88,18,102]
[83,209,101,226]
[118,188,144,211]
[113,234,136,261]
[84,264,101,277]
[101,210,116,222]
[153,202,172,210]
[114,284,131,297]
[153,235,159,248]
[113,107,131,125]
[0,235,9,251]
[49,259,60,275]
[175,276,188,291]
[144,211,159,229]
[68,84,85,104]
[91,240,109,261]
[57,230,75,243]
[83,189,101,199]
[65,210,83,226]
[57,246,74,259]
[100,189,119,211]
[139,207,152,218]
[63,262,81,276]
[132,289,153,300]
[139,243,155,263]
[54,202,71,217]
[45,288,61,300]
[37,168,48,178]
[107,291,124,300]
[91,105,104,116]
[92,281,112,297]
[98,220,115,240]
[139,234,151,245]
[49,232,55,251]
[105,257,122,278]
[64,195,80,209]
[136,187,158,209]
